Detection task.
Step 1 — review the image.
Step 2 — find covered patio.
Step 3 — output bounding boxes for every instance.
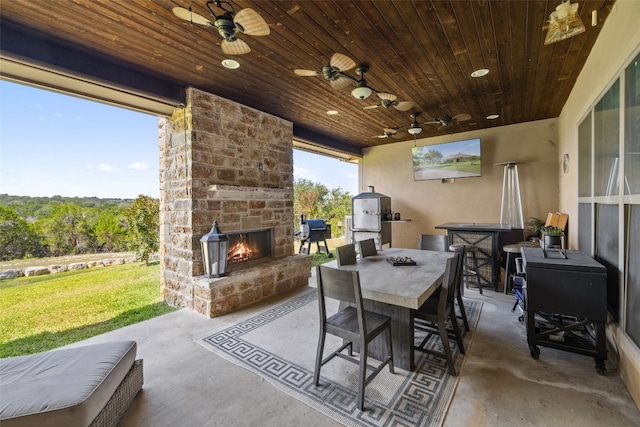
[73,273,640,426]
[1,0,639,423]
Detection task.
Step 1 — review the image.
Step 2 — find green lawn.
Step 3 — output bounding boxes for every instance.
[0,262,175,358]
[1,242,342,358]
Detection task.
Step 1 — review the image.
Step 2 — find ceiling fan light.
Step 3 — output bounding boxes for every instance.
[221,59,240,69]
[408,126,422,135]
[471,68,489,78]
[352,85,372,99]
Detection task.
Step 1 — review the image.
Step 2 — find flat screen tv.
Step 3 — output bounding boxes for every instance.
[412,138,482,181]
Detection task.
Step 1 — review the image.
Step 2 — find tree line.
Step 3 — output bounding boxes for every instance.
[0,180,353,263]
[0,194,159,264]
[293,179,353,238]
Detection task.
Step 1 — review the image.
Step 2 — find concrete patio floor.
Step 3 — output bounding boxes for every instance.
[75,273,640,427]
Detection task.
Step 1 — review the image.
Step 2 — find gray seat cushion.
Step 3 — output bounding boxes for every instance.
[0,340,137,427]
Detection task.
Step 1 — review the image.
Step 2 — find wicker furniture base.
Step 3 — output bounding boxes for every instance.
[90,359,143,427]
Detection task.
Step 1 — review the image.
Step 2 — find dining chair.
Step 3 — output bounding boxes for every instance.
[358,238,377,258]
[413,247,465,376]
[336,243,357,266]
[448,244,470,332]
[419,237,470,332]
[418,234,448,251]
[314,265,394,411]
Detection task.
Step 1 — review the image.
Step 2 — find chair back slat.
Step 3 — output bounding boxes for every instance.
[316,265,359,305]
[440,247,462,308]
[419,234,448,251]
[358,238,377,258]
[336,243,357,266]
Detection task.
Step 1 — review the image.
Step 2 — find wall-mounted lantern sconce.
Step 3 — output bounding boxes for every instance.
[200,220,229,278]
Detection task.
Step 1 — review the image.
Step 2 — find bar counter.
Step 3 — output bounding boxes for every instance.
[435,222,514,291]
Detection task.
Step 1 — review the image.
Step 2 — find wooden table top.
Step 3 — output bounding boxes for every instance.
[318,248,454,310]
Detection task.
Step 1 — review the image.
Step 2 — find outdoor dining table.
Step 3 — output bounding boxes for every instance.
[317,247,454,371]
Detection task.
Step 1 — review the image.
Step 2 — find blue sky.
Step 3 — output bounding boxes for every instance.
[0,80,358,199]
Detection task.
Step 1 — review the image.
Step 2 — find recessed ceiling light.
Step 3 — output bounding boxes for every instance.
[471,68,490,78]
[221,59,240,69]
[486,114,500,120]
[326,110,339,115]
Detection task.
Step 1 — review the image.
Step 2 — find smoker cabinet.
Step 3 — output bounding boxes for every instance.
[521,248,607,374]
[351,187,391,249]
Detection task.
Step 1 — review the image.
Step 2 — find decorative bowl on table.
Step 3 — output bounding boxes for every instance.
[386,256,416,266]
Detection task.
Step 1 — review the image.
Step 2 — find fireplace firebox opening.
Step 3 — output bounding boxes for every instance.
[226,228,273,268]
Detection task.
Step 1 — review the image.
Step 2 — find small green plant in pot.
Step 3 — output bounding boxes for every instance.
[542,226,564,248]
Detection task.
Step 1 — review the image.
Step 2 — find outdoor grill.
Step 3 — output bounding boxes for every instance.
[297,216,332,257]
[352,186,392,250]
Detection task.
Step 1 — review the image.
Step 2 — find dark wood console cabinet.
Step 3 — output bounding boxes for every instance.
[521,248,608,374]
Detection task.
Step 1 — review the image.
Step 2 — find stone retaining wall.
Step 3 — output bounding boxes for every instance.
[0,254,158,281]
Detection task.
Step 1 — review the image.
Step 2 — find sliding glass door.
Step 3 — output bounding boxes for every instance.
[578,51,640,344]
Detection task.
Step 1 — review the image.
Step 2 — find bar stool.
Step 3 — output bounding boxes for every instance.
[451,243,485,295]
[503,240,539,294]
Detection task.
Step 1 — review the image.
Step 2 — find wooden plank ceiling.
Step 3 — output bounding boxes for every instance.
[0,0,614,153]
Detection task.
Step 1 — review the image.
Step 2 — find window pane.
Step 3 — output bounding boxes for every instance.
[578,202,592,252]
[594,80,620,197]
[578,113,592,197]
[596,203,619,320]
[626,205,640,346]
[625,53,640,196]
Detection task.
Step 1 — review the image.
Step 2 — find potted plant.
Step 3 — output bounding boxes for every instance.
[542,225,564,248]
[525,217,545,241]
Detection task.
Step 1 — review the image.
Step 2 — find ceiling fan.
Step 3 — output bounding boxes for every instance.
[172,1,270,55]
[423,113,472,130]
[294,54,392,100]
[372,128,404,139]
[363,93,413,112]
[404,112,472,135]
[294,53,356,91]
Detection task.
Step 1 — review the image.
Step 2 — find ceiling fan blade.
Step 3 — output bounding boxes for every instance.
[423,119,440,125]
[376,92,397,102]
[221,38,251,55]
[363,105,380,110]
[294,69,320,76]
[330,53,356,71]
[383,128,397,134]
[453,113,471,122]
[234,8,270,36]
[438,124,447,130]
[394,101,413,111]
[330,76,353,90]
[172,7,212,26]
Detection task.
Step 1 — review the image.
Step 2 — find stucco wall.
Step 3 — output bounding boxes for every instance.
[558,0,640,248]
[361,118,559,249]
[557,0,640,409]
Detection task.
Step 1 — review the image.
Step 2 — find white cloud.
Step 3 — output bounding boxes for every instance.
[293,165,317,181]
[98,163,118,172]
[128,162,148,171]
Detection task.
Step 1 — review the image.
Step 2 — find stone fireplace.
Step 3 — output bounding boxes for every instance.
[159,88,312,317]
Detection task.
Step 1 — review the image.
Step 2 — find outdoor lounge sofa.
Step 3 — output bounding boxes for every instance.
[0,340,143,427]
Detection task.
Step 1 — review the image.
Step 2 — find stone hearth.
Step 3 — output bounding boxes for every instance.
[159,88,311,317]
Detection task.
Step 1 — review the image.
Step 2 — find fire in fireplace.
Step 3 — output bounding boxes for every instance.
[226,228,272,267]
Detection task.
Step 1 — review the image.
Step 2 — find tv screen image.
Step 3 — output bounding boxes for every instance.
[412,138,482,181]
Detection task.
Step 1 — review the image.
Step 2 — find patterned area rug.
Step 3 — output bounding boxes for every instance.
[197,288,482,427]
